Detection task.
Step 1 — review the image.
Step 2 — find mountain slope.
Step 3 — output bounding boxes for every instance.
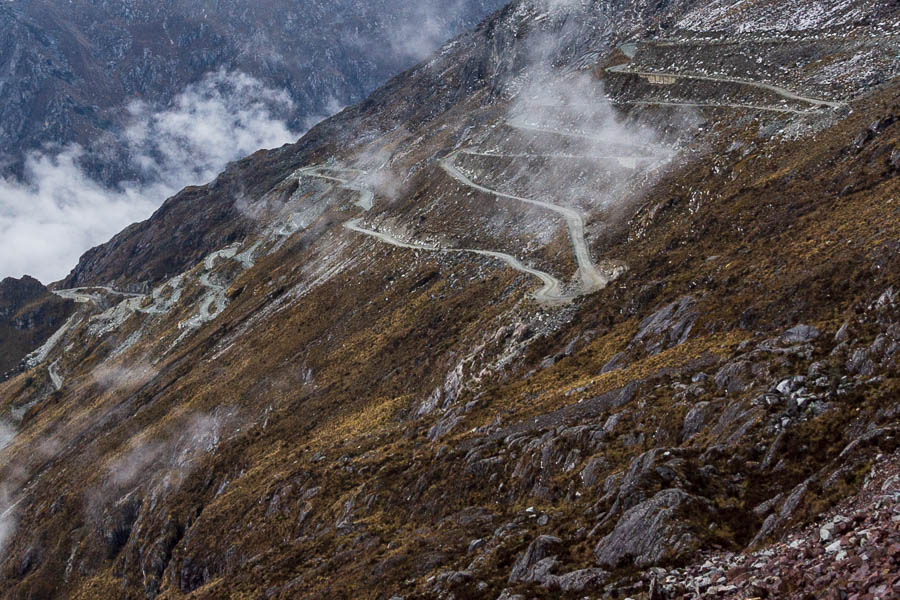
[0,1,899,598]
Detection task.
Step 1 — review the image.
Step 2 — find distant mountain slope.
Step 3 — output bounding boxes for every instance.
[0,0,508,182]
[0,277,74,376]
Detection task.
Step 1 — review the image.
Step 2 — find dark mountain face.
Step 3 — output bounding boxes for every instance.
[0,277,74,376]
[0,0,508,182]
[1,0,899,598]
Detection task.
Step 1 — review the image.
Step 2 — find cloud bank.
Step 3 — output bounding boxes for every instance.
[0,70,299,283]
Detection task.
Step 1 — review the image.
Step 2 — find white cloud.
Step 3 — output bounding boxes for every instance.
[105,412,223,492]
[0,70,299,283]
[124,70,297,185]
[357,1,495,64]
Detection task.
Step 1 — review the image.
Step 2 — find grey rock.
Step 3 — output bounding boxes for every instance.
[875,287,896,309]
[508,535,560,584]
[807,362,827,378]
[427,413,462,441]
[603,412,624,434]
[890,148,900,169]
[630,296,699,356]
[691,372,709,383]
[580,456,609,488]
[775,376,805,396]
[834,321,852,342]
[595,488,714,568]
[508,537,607,591]
[778,325,821,346]
[847,348,876,376]
[604,449,690,517]
[752,493,783,517]
[714,360,754,394]
[545,568,609,592]
[681,401,714,442]
[749,478,811,546]
[600,351,628,373]
[443,571,473,586]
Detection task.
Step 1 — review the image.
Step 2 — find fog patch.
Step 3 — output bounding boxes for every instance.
[352,145,404,203]
[386,1,471,61]
[0,425,43,557]
[505,23,676,211]
[125,70,296,185]
[1,71,299,283]
[92,362,158,393]
[0,420,19,554]
[105,411,227,494]
[0,421,16,453]
[0,484,18,557]
[354,1,502,64]
[302,96,347,132]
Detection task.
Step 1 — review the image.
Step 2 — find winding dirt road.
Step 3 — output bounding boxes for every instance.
[300,166,374,210]
[301,166,577,305]
[616,99,819,114]
[440,151,612,294]
[344,218,571,305]
[460,150,660,170]
[605,63,848,111]
[54,287,144,305]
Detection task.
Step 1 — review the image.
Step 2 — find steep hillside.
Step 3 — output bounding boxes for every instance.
[1,0,898,598]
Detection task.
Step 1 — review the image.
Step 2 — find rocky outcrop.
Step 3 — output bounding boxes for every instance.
[508,535,561,584]
[595,488,717,568]
[629,296,699,356]
[508,535,608,592]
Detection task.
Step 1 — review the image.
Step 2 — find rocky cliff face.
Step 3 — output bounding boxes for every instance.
[1,0,899,598]
[0,0,507,182]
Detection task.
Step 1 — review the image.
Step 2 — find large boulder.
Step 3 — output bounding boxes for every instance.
[595,488,715,569]
[508,535,560,584]
[508,535,608,592]
[601,448,692,517]
[777,324,821,346]
[714,360,754,394]
[681,401,716,442]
